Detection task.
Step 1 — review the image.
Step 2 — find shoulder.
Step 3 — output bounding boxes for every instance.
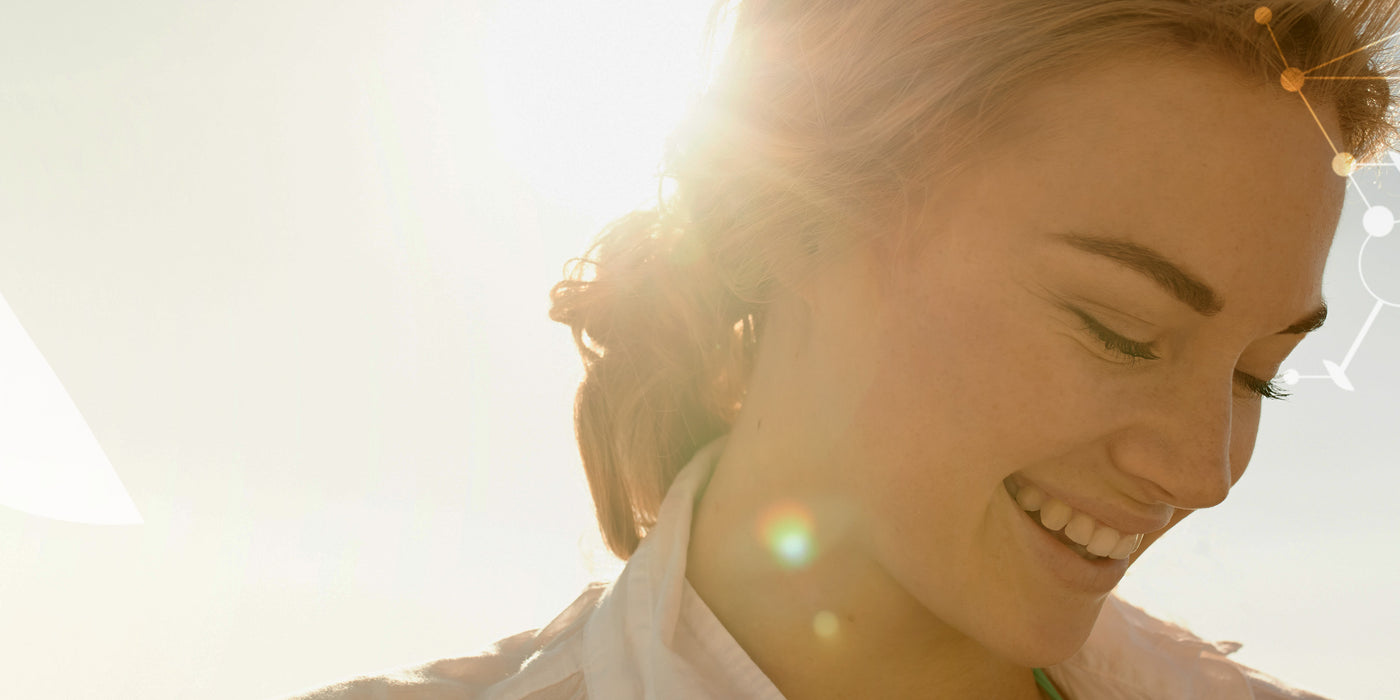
[274,584,609,700]
[1234,665,1331,700]
[1048,595,1330,700]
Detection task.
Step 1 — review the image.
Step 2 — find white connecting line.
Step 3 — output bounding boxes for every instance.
[1282,152,1397,392]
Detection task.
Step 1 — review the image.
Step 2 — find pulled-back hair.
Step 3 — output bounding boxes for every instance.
[550,0,1400,559]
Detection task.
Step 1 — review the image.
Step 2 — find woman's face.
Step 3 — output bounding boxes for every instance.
[795,52,1345,663]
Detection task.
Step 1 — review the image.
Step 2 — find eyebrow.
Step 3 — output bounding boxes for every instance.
[1053,232,1327,335]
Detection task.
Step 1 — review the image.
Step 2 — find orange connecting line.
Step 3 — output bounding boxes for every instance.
[1255,6,1398,391]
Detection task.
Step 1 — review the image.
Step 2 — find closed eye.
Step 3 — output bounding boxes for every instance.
[1234,371,1291,400]
[1067,306,1159,363]
[1066,305,1291,400]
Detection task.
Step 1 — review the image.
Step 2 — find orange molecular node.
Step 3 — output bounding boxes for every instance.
[758,500,817,570]
[1332,152,1356,176]
[1253,6,1273,24]
[1280,67,1305,92]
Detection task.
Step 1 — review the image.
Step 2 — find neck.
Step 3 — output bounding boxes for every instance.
[686,418,1046,700]
[684,291,1047,699]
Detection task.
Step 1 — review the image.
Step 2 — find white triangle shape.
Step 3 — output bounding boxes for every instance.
[0,291,141,524]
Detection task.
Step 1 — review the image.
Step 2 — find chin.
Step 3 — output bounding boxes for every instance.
[990,593,1110,668]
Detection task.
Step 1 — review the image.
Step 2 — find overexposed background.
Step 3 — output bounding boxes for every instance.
[0,1,1396,698]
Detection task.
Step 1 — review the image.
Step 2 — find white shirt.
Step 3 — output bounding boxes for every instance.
[282,437,1328,699]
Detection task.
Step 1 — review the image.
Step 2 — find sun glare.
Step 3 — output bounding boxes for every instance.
[481,0,715,226]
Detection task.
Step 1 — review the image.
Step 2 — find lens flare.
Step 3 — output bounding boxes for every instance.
[758,500,817,570]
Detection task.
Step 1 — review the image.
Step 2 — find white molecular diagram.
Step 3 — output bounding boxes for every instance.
[1255,6,1399,391]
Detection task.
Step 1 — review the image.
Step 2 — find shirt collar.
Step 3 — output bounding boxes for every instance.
[581,436,783,700]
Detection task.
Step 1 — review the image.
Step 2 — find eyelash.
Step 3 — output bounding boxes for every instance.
[1068,307,1292,401]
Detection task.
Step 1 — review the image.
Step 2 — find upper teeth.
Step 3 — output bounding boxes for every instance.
[1012,483,1143,560]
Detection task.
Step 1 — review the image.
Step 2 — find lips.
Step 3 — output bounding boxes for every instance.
[1007,481,1144,560]
[1004,483,1131,592]
[1002,475,1170,535]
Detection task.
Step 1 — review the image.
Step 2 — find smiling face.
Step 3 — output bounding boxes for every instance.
[784,50,1346,663]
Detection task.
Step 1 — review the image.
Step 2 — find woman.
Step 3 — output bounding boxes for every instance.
[285,0,1399,698]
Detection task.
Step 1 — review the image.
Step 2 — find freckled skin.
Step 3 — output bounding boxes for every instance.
[686,51,1345,700]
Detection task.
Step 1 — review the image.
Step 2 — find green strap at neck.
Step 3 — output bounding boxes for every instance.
[1033,668,1068,700]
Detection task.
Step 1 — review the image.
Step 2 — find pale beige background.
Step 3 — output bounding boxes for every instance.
[0,1,1396,698]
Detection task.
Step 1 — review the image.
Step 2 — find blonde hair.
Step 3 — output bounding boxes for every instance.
[550,0,1400,559]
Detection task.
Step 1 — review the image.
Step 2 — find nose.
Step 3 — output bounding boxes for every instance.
[1109,368,1235,510]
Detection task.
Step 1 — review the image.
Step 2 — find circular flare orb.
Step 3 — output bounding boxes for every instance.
[758,501,817,570]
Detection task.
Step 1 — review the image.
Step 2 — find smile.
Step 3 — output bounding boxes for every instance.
[1003,479,1143,561]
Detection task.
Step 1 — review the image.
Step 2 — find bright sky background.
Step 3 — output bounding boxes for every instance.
[0,1,1395,698]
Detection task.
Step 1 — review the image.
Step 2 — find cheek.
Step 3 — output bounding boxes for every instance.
[1229,401,1262,486]
[855,279,1086,480]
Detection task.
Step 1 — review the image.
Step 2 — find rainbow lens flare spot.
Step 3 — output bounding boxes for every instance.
[758,501,817,570]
